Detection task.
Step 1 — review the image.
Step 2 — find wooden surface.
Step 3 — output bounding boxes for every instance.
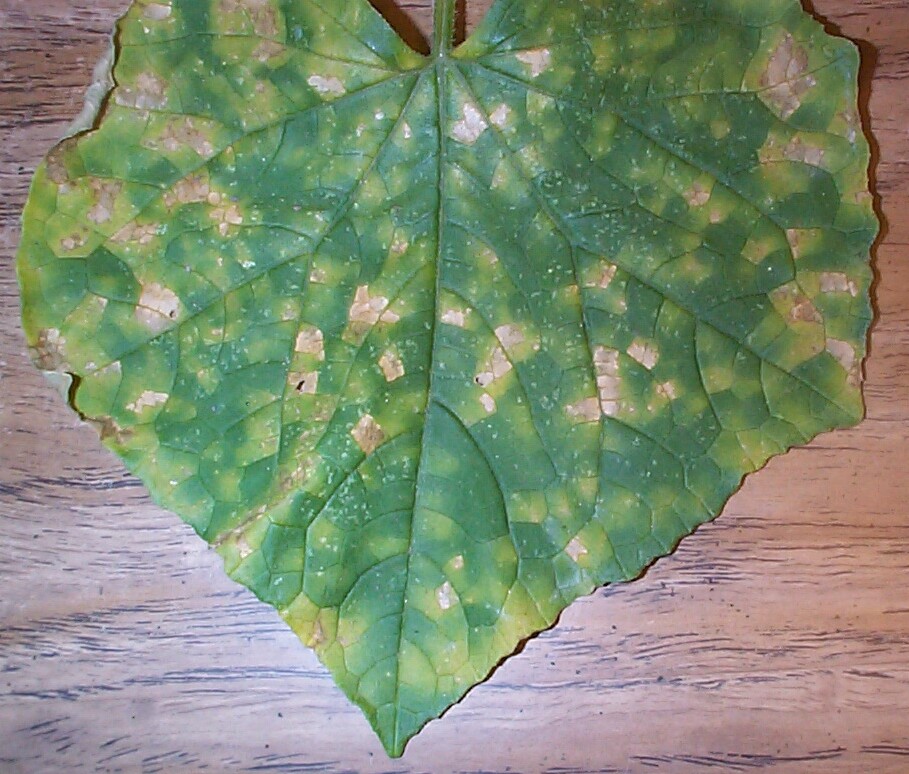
[1,1,908,771]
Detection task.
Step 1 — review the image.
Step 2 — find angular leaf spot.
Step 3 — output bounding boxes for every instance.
[349,285,393,327]
[87,179,122,225]
[126,390,169,413]
[475,346,512,388]
[565,537,588,562]
[657,381,679,401]
[30,328,67,372]
[593,346,622,417]
[826,338,857,376]
[142,2,172,20]
[760,34,816,119]
[112,222,158,246]
[378,350,405,382]
[115,71,167,110]
[626,339,659,370]
[566,397,601,423]
[136,283,180,332]
[295,325,325,360]
[164,173,211,207]
[308,74,346,96]
[436,581,456,610]
[451,103,488,145]
[490,103,512,129]
[494,324,525,350]
[291,371,319,394]
[479,393,497,414]
[820,272,859,297]
[441,308,468,327]
[515,47,552,77]
[351,414,385,455]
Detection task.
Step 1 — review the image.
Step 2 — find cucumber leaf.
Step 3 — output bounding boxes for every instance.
[17,0,876,756]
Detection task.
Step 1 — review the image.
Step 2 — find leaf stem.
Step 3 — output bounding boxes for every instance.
[432,0,456,57]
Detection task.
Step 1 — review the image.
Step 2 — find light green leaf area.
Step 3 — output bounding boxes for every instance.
[18,0,876,756]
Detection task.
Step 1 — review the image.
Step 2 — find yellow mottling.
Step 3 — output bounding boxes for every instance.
[451,103,488,145]
[379,350,405,382]
[307,74,345,96]
[126,390,168,413]
[351,414,385,455]
[627,339,659,370]
[516,47,552,77]
[136,283,180,332]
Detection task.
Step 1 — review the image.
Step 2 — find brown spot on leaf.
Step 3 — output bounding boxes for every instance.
[378,350,405,382]
[351,414,385,455]
[87,179,122,225]
[594,346,621,417]
[760,35,816,119]
[136,282,180,332]
[295,325,325,360]
[30,328,68,371]
[516,48,552,77]
[451,103,488,145]
[115,71,167,110]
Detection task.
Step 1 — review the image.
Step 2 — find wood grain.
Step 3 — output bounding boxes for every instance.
[1,1,907,771]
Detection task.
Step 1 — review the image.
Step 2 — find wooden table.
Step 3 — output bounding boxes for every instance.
[1,1,907,771]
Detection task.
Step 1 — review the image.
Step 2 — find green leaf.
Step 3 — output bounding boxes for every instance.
[17,0,876,756]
